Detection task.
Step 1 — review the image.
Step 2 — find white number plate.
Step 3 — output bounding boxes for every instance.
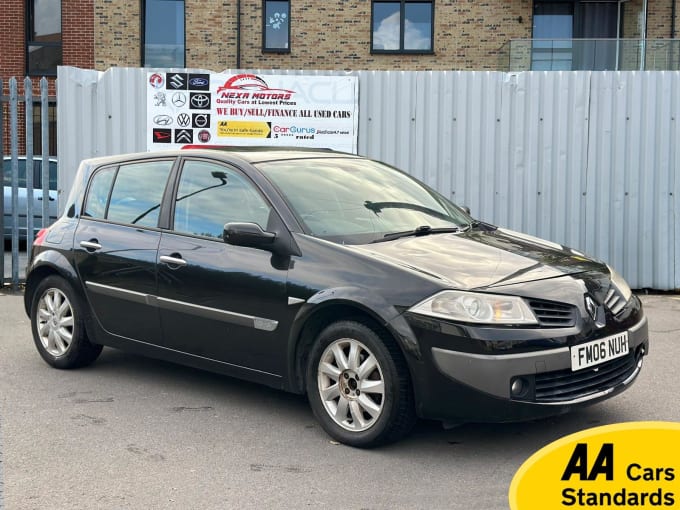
[570,332,629,371]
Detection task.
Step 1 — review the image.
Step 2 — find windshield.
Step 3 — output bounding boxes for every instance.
[256,157,471,244]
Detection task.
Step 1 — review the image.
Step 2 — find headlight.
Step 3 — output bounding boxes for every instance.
[409,290,538,325]
[608,265,632,303]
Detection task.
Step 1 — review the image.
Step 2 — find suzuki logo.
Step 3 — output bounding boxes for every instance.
[168,73,186,89]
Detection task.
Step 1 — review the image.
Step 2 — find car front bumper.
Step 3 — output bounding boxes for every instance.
[400,296,649,423]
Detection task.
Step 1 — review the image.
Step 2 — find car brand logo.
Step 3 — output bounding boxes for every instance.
[190,93,211,109]
[585,296,597,320]
[149,73,164,89]
[177,113,191,127]
[175,129,193,144]
[167,73,187,90]
[192,113,210,128]
[172,92,187,108]
[153,92,167,107]
[198,130,211,143]
[152,128,172,143]
[153,115,173,126]
[188,74,210,90]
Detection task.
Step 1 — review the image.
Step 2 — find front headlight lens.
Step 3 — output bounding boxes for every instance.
[608,265,632,303]
[409,290,538,325]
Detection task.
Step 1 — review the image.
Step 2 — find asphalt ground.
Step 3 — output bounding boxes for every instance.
[0,292,678,510]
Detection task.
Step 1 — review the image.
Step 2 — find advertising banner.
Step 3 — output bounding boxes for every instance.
[146,72,358,153]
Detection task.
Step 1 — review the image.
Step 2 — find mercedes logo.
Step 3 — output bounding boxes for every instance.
[172,92,187,108]
[190,94,210,109]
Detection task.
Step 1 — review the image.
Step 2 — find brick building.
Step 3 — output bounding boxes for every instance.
[2,0,679,154]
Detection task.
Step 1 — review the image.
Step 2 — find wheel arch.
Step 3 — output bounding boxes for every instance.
[285,288,422,394]
[24,251,81,316]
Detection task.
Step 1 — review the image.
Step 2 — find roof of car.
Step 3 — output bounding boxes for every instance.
[81,147,361,167]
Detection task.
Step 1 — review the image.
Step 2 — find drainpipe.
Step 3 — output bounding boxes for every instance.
[236,0,242,69]
[672,0,676,38]
[640,0,648,70]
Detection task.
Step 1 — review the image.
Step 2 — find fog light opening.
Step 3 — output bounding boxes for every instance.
[511,377,527,398]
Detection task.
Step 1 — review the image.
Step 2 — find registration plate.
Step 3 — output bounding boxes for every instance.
[570,332,629,371]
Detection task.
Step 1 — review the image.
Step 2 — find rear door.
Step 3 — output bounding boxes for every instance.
[74,158,175,344]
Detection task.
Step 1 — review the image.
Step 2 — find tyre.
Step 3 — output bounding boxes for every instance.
[30,275,103,369]
[306,320,416,448]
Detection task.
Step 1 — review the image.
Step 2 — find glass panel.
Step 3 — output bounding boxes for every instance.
[3,160,27,187]
[31,0,61,42]
[174,161,271,239]
[144,0,185,67]
[532,3,573,70]
[373,2,400,51]
[264,1,290,50]
[404,3,432,51]
[107,161,173,227]
[83,168,116,219]
[27,44,62,76]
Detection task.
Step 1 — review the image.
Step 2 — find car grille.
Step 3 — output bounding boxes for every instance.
[604,287,627,316]
[527,299,576,327]
[532,351,638,403]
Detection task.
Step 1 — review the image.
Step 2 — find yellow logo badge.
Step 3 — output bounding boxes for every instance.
[509,422,680,509]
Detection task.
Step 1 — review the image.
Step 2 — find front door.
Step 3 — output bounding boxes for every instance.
[156,159,290,378]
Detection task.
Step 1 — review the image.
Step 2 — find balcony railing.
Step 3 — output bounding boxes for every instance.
[499,39,680,71]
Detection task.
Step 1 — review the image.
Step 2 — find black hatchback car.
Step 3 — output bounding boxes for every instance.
[25,148,648,447]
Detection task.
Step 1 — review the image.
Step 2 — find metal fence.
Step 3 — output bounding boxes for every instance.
[1,77,55,290]
[58,67,679,290]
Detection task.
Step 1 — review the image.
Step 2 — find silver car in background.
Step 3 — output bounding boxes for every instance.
[2,156,58,240]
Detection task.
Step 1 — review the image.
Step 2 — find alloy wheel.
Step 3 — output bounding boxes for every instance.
[36,287,75,357]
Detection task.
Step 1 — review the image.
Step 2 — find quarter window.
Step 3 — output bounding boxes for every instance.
[371,0,433,53]
[263,0,290,52]
[26,0,62,76]
[143,0,185,67]
[173,161,272,239]
[83,161,173,226]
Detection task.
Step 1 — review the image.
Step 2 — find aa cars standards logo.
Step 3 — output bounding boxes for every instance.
[509,422,680,509]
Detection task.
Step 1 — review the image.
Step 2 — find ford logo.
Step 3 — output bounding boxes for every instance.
[190,78,209,87]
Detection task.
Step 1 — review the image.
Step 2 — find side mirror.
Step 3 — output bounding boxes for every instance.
[223,222,276,250]
[460,205,471,215]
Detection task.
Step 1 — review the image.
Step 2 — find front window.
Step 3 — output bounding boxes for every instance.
[263,0,290,52]
[257,158,469,245]
[371,0,433,53]
[26,0,62,76]
[143,0,185,67]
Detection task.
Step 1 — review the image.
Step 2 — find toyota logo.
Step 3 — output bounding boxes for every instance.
[172,92,187,107]
[153,115,173,126]
[190,94,210,109]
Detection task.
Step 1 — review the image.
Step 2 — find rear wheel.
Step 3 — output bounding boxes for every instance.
[306,320,416,447]
[30,275,102,369]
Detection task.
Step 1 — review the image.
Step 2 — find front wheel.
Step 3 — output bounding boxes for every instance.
[306,320,416,448]
[30,275,103,369]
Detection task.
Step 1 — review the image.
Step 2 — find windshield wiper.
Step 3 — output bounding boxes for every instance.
[375,225,462,243]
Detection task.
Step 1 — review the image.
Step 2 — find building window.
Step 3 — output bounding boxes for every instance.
[26,0,62,76]
[371,0,433,53]
[143,0,185,67]
[263,0,290,52]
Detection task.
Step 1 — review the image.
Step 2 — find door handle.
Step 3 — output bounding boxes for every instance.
[80,240,102,251]
[160,255,187,267]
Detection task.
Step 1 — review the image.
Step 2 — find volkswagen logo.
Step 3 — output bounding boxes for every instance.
[177,113,191,127]
[153,115,173,126]
[172,92,187,108]
[190,93,210,109]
